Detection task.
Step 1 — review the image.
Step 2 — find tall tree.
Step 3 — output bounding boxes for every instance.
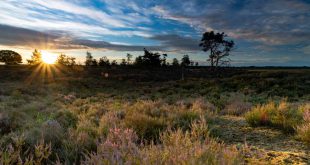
[57,54,76,66]
[199,31,234,68]
[126,53,133,65]
[85,51,94,66]
[181,55,191,67]
[98,56,110,67]
[27,49,42,65]
[161,54,168,66]
[172,58,179,66]
[134,48,161,67]
[0,50,22,65]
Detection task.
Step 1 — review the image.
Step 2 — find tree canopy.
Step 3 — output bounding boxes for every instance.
[199,31,234,68]
[57,54,76,66]
[27,49,42,65]
[0,50,22,65]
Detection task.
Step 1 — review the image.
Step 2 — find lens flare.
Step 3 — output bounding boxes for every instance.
[42,51,57,64]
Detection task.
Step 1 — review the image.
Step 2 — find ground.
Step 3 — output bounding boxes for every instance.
[212,116,309,164]
[0,65,309,164]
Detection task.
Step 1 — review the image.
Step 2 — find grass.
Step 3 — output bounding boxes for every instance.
[0,65,310,164]
[245,100,308,133]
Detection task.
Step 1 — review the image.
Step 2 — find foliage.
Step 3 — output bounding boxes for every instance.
[296,104,310,144]
[56,54,76,66]
[199,31,234,68]
[172,58,179,66]
[98,56,110,67]
[0,50,22,65]
[181,54,191,67]
[0,136,51,165]
[84,120,243,165]
[134,48,166,67]
[245,101,305,132]
[0,66,309,164]
[27,49,42,65]
[85,51,97,66]
[126,53,133,64]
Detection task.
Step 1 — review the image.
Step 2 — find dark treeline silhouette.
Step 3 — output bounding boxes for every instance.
[84,48,197,68]
[0,50,22,65]
[0,31,234,70]
[57,54,76,66]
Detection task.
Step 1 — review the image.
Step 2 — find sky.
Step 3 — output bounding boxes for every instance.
[0,0,309,66]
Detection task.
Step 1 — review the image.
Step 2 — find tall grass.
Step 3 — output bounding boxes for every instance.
[296,104,310,144]
[84,120,243,165]
[245,101,307,133]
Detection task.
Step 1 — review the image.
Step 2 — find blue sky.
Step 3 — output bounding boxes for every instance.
[0,0,309,66]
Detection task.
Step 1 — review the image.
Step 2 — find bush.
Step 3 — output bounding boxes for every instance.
[0,135,51,164]
[143,121,242,165]
[173,111,200,131]
[245,101,305,132]
[124,114,166,142]
[84,120,243,165]
[83,128,141,164]
[54,110,78,129]
[296,105,310,144]
[25,120,64,149]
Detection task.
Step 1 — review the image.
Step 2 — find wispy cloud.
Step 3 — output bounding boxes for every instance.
[0,0,309,66]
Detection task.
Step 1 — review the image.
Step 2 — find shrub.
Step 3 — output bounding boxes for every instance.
[296,104,310,144]
[84,120,243,165]
[222,94,252,116]
[83,128,141,164]
[0,135,51,164]
[54,110,78,129]
[296,123,310,144]
[173,111,200,131]
[0,113,11,135]
[124,114,166,142]
[245,101,305,132]
[25,120,64,149]
[142,120,242,165]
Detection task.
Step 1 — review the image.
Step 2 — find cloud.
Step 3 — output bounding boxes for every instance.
[302,45,310,55]
[0,24,59,49]
[150,34,200,51]
[0,24,160,51]
[151,0,310,45]
[0,0,152,39]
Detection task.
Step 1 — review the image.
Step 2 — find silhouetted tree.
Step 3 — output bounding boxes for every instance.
[92,59,98,66]
[161,54,168,66]
[120,59,127,66]
[195,62,199,66]
[27,49,42,65]
[126,53,133,65]
[85,51,98,66]
[98,56,110,67]
[85,51,94,66]
[199,31,234,69]
[134,48,161,67]
[111,60,117,66]
[0,50,22,65]
[181,55,191,67]
[172,58,179,66]
[57,54,76,66]
[134,56,143,66]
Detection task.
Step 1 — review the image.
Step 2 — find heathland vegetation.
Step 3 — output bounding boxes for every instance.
[0,31,309,164]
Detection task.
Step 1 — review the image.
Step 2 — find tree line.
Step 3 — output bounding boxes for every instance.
[0,31,234,69]
[84,48,196,67]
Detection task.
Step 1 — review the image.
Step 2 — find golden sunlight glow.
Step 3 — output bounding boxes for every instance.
[42,51,57,64]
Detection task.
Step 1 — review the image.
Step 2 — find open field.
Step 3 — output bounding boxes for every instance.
[0,65,309,164]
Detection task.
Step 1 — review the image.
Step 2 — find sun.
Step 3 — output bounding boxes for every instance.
[42,51,57,64]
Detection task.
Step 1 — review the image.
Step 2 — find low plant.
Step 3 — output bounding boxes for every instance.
[296,104,310,144]
[245,100,304,132]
